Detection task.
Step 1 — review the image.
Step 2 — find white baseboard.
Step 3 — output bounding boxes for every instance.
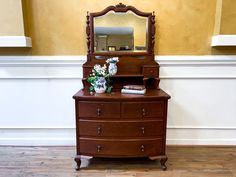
[0,127,236,146]
[0,128,76,146]
[3,138,236,146]
[0,138,75,146]
[167,127,236,145]
[167,139,236,145]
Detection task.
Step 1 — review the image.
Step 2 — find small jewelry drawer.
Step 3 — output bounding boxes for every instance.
[79,138,163,157]
[142,66,159,77]
[78,101,120,118]
[79,120,164,137]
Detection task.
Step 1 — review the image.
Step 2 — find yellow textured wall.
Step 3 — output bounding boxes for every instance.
[24,0,217,55]
[156,0,216,55]
[0,0,25,35]
[220,0,236,34]
[1,0,236,55]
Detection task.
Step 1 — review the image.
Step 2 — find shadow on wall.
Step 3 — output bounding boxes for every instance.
[0,47,31,56]
[211,46,236,55]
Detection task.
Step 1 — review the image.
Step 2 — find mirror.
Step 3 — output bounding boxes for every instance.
[86,3,155,56]
[94,11,147,52]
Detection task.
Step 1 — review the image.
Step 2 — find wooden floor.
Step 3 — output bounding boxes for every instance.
[0,146,235,177]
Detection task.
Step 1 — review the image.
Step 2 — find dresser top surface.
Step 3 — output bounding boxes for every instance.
[73,89,170,101]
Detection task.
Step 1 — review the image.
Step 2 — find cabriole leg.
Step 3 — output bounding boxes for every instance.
[74,156,81,170]
[149,155,168,171]
[160,156,168,171]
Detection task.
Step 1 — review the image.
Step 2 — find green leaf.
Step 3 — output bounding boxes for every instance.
[106,86,113,93]
[89,86,95,92]
[87,76,97,84]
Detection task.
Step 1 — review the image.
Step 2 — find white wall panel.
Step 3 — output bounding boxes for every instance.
[0,79,82,127]
[0,55,236,145]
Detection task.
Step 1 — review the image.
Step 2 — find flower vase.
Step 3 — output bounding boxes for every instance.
[94,77,107,93]
[108,62,117,75]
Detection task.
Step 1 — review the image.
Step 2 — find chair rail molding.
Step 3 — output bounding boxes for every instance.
[0,56,86,79]
[155,55,236,66]
[0,56,86,66]
[0,55,236,79]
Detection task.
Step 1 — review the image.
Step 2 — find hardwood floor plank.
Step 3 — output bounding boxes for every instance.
[0,146,235,177]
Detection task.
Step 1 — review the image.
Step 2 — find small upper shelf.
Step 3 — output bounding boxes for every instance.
[211,35,236,47]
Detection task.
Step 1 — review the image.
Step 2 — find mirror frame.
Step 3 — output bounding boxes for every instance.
[86,3,155,56]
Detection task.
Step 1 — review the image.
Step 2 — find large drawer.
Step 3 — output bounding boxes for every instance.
[79,138,163,157]
[121,101,164,118]
[79,120,164,137]
[78,101,120,118]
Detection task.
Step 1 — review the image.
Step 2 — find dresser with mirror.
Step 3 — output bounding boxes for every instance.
[73,3,171,170]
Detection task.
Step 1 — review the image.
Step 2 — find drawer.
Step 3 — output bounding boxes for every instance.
[121,102,164,118]
[79,138,163,157]
[78,101,120,118]
[142,66,159,77]
[79,120,164,137]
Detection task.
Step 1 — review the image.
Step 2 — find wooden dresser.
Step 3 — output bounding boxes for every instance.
[73,3,171,170]
[73,89,170,170]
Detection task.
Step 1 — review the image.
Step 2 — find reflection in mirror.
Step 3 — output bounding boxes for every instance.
[94,11,147,53]
[95,27,134,51]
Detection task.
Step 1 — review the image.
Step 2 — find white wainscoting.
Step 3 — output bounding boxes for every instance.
[0,55,236,146]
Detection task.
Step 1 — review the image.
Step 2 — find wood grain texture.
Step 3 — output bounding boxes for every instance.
[0,146,235,177]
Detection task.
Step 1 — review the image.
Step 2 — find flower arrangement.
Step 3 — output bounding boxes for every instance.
[106,57,119,64]
[87,64,112,93]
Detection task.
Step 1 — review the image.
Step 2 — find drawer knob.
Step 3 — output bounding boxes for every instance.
[97,145,102,152]
[97,127,102,135]
[97,108,101,116]
[142,108,146,116]
[140,127,145,135]
[141,145,145,152]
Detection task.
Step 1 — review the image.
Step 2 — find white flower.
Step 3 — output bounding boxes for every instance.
[91,64,108,77]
